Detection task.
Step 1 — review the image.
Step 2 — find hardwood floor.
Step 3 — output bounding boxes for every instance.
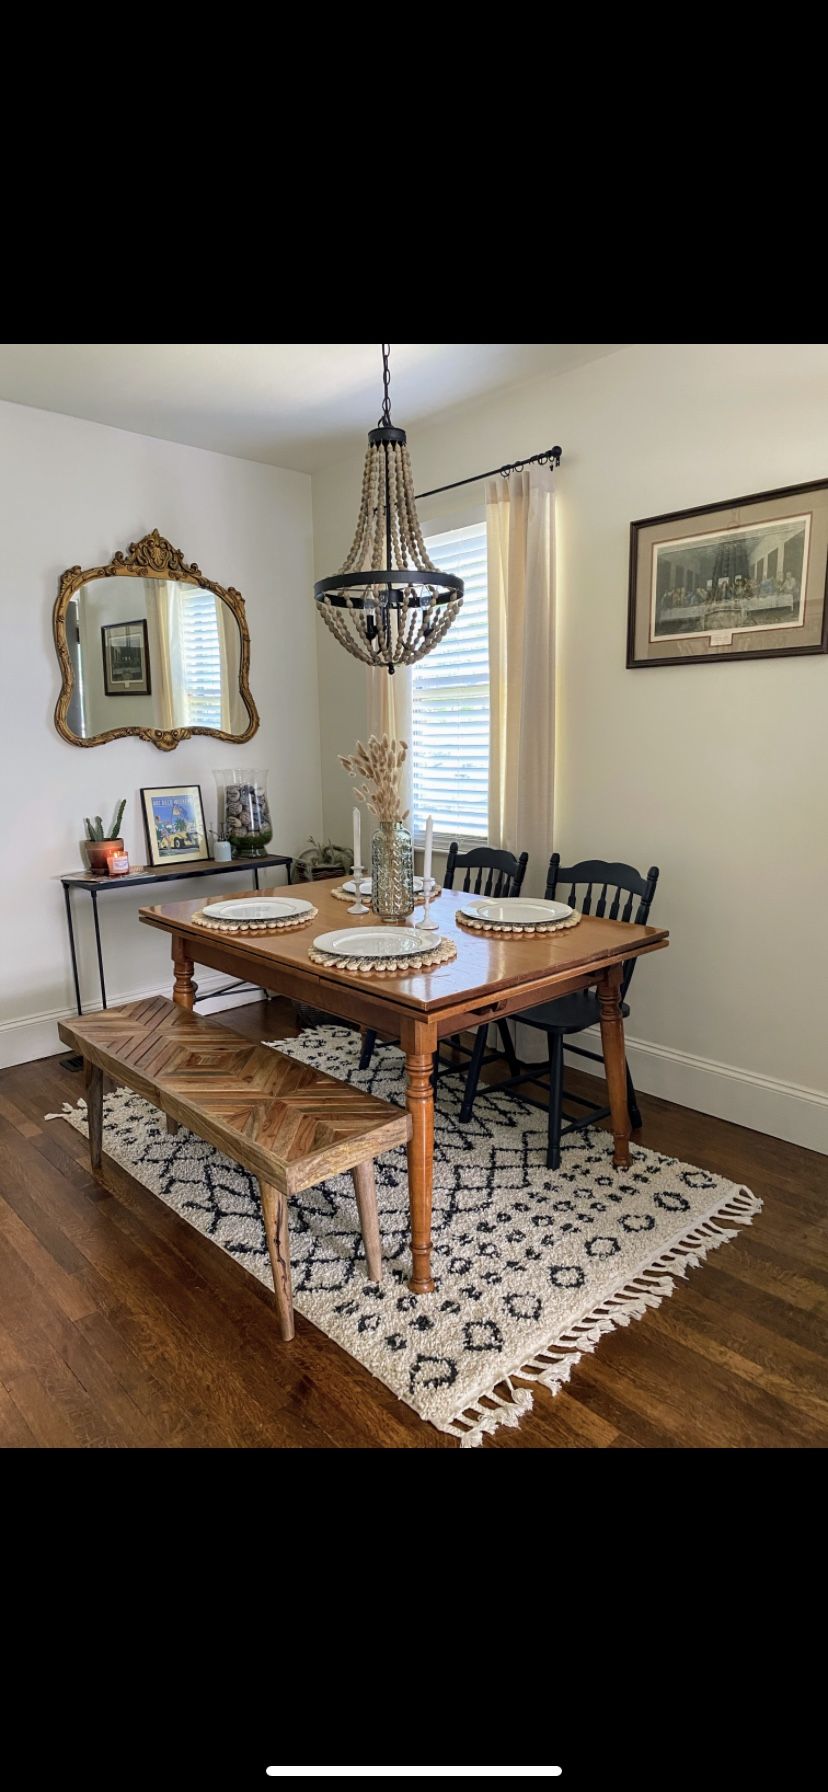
[0,997,825,1448]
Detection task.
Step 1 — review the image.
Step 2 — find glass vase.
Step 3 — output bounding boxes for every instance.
[371,820,415,923]
[213,768,273,858]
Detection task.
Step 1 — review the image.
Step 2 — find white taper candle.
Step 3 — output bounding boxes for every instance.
[353,805,361,868]
[423,814,433,887]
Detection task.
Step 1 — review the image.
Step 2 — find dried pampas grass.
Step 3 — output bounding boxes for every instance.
[339,733,409,825]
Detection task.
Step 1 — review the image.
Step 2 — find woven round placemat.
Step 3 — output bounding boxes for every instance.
[456,908,582,938]
[190,903,318,936]
[308,935,457,975]
[330,883,442,905]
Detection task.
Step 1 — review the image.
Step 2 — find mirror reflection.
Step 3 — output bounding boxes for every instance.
[64,575,248,740]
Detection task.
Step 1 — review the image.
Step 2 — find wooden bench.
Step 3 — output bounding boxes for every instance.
[57,996,411,1341]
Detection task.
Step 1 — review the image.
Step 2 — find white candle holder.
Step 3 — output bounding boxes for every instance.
[347,866,370,915]
[419,875,440,932]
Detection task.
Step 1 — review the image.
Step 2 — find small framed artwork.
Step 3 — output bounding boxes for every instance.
[141,784,209,867]
[101,618,151,695]
[627,478,828,668]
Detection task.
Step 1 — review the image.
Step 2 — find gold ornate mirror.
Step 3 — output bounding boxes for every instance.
[53,529,259,751]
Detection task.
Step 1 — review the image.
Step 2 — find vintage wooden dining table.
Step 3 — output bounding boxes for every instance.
[139,884,669,1293]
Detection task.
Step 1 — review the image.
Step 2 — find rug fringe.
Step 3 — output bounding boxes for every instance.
[439,1185,763,1448]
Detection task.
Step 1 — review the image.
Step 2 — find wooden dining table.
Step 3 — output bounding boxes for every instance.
[139,883,669,1293]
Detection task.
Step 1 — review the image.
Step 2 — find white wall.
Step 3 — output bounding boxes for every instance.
[311,344,828,1151]
[0,398,320,1066]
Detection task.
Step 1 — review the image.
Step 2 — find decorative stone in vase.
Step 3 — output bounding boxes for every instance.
[214,768,273,858]
[371,819,415,923]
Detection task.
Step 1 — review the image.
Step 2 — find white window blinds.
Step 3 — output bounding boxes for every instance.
[411,522,489,846]
[179,589,222,729]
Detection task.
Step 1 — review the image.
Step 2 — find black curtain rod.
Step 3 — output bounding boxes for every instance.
[415,445,562,502]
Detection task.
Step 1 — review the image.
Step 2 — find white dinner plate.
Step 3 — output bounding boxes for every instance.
[205,897,314,922]
[461,898,574,927]
[341,876,425,895]
[313,927,433,958]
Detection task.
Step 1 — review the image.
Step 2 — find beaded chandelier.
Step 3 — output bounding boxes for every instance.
[314,344,464,674]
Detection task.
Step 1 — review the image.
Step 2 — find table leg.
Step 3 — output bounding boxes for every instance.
[91,888,107,1009]
[172,934,198,1010]
[405,1050,435,1293]
[597,964,631,1168]
[63,883,83,1014]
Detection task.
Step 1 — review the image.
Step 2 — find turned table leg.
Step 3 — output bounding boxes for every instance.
[598,964,631,1168]
[172,934,198,1010]
[405,1050,436,1293]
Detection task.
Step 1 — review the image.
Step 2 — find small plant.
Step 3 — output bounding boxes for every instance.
[295,836,352,873]
[210,826,229,843]
[84,799,126,843]
[339,734,408,824]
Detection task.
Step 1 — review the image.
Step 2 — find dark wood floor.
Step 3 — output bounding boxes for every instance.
[0,997,825,1448]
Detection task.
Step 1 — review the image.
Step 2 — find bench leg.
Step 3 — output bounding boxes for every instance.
[86,1062,103,1172]
[166,1115,180,1136]
[258,1179,295,1341]
[352,1159,382,1282]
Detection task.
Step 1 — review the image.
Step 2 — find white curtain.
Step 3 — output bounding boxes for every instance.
[146,580,188,730]
[487,464,556,1060]
[365,662,413,822]
[487,464,556,895]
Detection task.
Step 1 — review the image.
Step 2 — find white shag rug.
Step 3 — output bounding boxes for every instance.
[49,1024,761,1446]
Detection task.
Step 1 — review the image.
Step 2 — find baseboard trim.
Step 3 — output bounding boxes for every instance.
[565,1027,828,1156]
[0,974,266,1069]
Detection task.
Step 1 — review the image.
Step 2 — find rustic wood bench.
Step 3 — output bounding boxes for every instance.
[57,996,411,1340]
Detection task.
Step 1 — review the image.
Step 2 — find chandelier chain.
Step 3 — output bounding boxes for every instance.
[378,342,392,426]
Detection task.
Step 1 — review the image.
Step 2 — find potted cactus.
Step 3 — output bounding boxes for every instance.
[84,800,127,874]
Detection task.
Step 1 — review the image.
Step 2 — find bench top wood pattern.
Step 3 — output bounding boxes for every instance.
[57,997,410,1195]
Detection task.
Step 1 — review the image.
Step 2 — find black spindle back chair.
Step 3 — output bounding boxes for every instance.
[357,842,529,1078]
[445,842,529,901]
[457,855,660,1168]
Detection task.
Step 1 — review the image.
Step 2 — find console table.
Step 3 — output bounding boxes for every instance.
[59,854,293,1018]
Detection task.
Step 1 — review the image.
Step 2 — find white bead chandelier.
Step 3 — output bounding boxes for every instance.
[314,344,464,674]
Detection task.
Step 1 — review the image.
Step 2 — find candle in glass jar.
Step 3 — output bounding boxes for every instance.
[423,815,433,887]
[353,805,361,869]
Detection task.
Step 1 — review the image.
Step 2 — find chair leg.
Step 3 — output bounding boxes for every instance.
[497,1019,520,1075]
[352,1159,383,1282]
[459,1024,489,1123]
[546,1033,564,1171]
[359,1028,377,1071]
[258,1178,295,1340]
[626,1058,643,1131]
[85,1062,103,1171]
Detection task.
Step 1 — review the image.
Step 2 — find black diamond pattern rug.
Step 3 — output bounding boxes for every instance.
[50,1025,761,1446]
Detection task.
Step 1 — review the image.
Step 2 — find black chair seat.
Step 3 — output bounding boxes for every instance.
[521,991,630,1035]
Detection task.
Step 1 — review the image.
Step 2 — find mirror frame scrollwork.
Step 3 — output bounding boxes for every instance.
[53,529,260,751]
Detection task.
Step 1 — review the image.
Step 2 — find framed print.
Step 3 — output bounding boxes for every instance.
[141,784,209,867]
[101,618,151,696]
[627,478,828,668]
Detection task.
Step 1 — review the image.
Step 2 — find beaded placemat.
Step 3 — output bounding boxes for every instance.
[330,883,443,904]
[190,904,318,936]
[456,908,582,937]
[308,935,457,975]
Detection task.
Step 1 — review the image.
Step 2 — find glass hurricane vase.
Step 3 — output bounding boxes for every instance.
[214,768,273,858]
[371,820,415,923]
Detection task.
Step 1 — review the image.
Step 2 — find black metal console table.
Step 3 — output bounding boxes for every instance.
[59,854,293,1026]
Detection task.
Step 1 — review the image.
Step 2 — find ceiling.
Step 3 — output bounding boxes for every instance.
[0,343,624,473]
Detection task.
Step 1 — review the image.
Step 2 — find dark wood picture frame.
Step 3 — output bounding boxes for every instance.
[627,478,828,669]
[141,783,209,868]
[101,617,152,696]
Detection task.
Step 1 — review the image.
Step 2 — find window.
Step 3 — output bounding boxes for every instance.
[410,521,489,846]
[179,589,223,728]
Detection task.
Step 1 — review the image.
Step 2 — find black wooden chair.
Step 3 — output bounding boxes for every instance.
[457,855,660,1168]
[357,841,529,1077]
